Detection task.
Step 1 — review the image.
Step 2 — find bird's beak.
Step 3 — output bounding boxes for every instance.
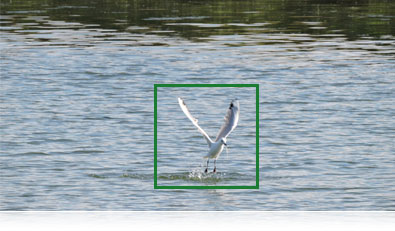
[223,142,227,146]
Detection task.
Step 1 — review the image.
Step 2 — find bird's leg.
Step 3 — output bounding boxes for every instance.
[205,159,209,173]
[213,159,216,173]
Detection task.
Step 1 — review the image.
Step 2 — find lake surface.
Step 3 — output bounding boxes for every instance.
[0,0,394,210]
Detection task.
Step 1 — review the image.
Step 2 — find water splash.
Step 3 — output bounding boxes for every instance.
[188,167,227,183]
[157,167,227,183]
[188,167,205,180]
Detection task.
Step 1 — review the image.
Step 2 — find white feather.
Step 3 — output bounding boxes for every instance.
[178,97,213,147]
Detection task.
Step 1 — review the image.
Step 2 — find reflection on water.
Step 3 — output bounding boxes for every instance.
[1,0,395,44]
[0,0,394,210]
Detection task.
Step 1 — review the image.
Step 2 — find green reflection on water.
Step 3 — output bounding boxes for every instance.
[1,0,394,40]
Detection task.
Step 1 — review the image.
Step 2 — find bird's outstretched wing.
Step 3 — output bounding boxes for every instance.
[178,97,213,147]
[215,99,240,142]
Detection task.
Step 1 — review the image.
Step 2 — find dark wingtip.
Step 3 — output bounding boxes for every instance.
[229,98,239,109]
[179,97,186,105]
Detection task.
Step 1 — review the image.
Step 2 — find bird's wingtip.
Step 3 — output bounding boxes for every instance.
[229,98,239,109]
[178,97,187,106]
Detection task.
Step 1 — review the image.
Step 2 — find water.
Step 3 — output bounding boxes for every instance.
[0,0,394,210]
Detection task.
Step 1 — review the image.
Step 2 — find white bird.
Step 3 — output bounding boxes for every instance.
[178,97,240,173]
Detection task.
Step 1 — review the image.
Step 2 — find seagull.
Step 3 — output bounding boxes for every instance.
[178,97,240,173]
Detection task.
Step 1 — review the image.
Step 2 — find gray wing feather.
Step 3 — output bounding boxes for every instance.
[215,100,240,142]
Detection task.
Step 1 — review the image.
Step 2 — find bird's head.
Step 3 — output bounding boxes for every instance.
[220,138,227,146]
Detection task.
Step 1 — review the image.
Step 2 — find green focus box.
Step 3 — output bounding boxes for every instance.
[154,84,259,189]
